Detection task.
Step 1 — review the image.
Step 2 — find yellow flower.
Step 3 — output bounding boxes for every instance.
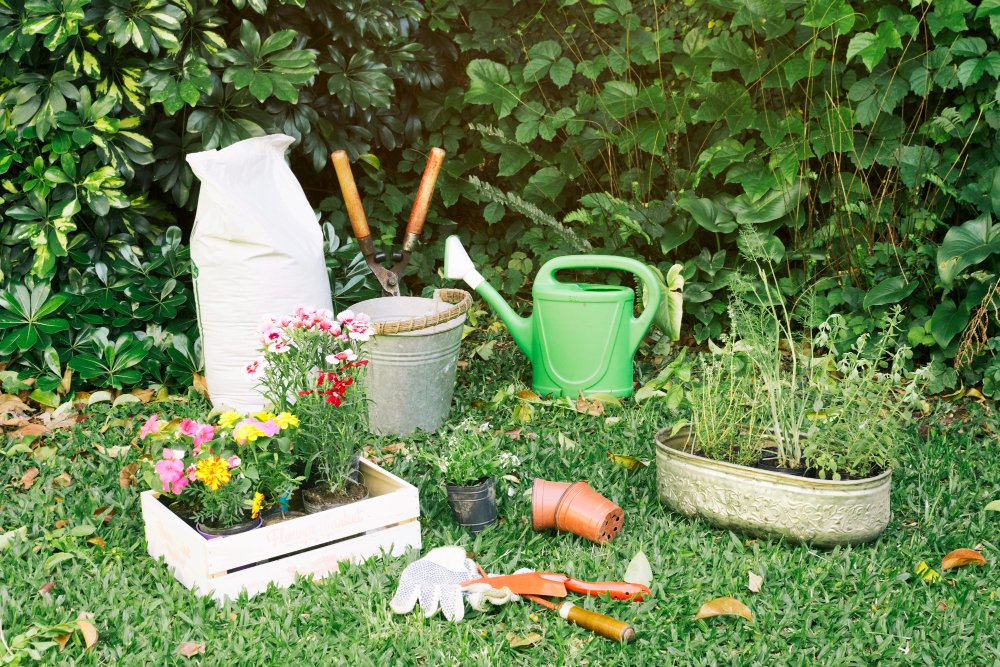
[195,457,231,491]
[250,492,265,519]
[708,19,716,29]
[217,411,242,428]
[253,410,276,422]
[274,412,299,429]
[233,422,266,444]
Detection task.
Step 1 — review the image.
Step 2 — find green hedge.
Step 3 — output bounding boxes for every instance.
[3,0,1000,396]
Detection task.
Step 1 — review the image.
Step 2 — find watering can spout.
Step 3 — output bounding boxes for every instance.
[444,236,533,355]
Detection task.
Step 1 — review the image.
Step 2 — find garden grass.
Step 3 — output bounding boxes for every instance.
[1,333,998,666]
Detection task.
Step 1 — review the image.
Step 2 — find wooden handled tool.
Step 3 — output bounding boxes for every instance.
[403,147,445,251]
[523,594,636,643]
[330,150,371,244]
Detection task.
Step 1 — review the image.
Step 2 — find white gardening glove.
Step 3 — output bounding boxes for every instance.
[389,546,521,622]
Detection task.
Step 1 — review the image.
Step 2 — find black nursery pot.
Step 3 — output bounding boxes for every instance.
[445,476,498,534]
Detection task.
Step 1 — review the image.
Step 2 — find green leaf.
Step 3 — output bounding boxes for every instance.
[863,276,918,309]
[549,58,574,87]
[526,167,567,200]
[465,60,518,118]
[985,500,1000,512]
[929,299,971,347]
[937,214,1000,284]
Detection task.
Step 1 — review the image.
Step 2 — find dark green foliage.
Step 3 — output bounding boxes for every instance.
[4,0,1000,392]
[414,0,1000,388]
[0,0,449,390]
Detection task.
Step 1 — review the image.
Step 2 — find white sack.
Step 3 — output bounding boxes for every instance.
[187,134,332,411]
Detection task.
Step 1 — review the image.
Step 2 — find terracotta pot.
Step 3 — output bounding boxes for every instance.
[553,481,624,544]
[531,478,572,531]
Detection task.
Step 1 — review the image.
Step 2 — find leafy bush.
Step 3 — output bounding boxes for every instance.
[419,0,1000,387]
[0,0,448,391]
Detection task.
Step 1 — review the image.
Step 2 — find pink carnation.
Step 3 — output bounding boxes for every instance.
[227,455,241,468]
[336,309,355,324]
[154,448,188,494]
[246,357,267,377]
[268,340,290,354]
[325,349,358,365]
[139,415,162,439]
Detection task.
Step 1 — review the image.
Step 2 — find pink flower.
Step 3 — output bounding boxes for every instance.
[139,415,162,439]
[179,418,199,437]
[246,357,267,377]
[325,349,358,365]
[337,309,355,324]
[185,464,198,481]
[154,448,188,494]
[268,340,290,354]
[260,327,284,345]
[227,456,241,468]
[259,419,280,437]
[192,425,215,455]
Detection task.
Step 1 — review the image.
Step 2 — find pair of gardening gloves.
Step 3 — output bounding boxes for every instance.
[390,546,523,622]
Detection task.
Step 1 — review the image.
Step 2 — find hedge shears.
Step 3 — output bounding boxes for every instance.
[330,148,445,297]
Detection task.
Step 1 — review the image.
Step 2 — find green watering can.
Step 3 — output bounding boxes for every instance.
[444,236,661,398]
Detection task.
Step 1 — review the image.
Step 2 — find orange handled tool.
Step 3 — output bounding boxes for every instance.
[524,594,636,644]
[329,147,446,296]
[461,572,650,601]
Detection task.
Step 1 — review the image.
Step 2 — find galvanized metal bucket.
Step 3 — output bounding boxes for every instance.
[351,290,470,436]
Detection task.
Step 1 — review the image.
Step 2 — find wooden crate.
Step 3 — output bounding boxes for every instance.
[141,458,420,602]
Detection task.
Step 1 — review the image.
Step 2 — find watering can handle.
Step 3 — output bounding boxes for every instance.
[540,255,662,354]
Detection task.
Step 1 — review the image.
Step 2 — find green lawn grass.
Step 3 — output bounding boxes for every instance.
[2,331,998,666]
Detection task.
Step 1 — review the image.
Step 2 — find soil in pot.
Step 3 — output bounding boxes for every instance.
[754,449,807,477]
[262,509,307,527]
[195,515,263,540]
[302,481,369,514]
[446,476,498,534]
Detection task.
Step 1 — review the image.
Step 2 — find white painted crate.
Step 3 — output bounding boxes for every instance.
[141,458,420,602]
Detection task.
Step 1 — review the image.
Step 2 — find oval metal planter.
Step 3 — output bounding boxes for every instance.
[655,428,892,546]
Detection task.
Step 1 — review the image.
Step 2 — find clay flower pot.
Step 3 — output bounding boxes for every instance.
[531,478,571,530]
[553,481,624,544]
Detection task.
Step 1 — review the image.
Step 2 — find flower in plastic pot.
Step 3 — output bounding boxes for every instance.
[139,409,302,538]
[419,419,520,533]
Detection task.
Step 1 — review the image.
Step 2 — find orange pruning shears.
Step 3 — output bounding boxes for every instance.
[330,148,446,297]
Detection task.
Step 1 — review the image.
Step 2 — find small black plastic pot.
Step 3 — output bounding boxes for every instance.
[445,476,498,534]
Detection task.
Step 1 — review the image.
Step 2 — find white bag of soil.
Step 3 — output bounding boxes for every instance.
[187,134,332,410]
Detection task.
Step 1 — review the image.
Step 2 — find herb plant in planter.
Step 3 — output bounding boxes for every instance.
[419,419,516,533]
[141,411,300,537]
[252,306,376,513]
[657,237,924,546]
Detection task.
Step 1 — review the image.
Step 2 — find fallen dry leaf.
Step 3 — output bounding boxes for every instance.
[93,506,116,523]
[38,581,56,595]
[178,641,206,658]
[573,392,604,417]
[192,372,210,398]
[119,462,140,488]
[52,472,72,488]
[87,536,106,548]
[507,632,543,648]
[130,388,154,403]
[54,633,71,651]
[937,600,948,611]
[12,423,50,438]
[516,389,541,402]
[0,394,31,417]
[941,548,986,571]
[20,467,39,490]
[76,615,98,650]
[607,451,647,471]
[693,597,753,622]
[456,359,469,370]
[748,571,763,593]
[54,519,68,529]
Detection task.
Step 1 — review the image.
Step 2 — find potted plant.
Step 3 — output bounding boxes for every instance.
[418,419,516,533]
[140,410,300,537]
[656,238,924,546]
[251,306,376,513]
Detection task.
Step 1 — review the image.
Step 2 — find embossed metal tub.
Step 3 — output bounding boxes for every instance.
[655,428,892,546]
